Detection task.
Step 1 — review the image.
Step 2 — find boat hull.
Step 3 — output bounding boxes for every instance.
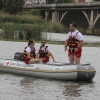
[0,58,96,81]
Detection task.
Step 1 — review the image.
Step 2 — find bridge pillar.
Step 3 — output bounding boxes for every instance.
[52,10,59,23]
[45,11,49,21]
[86,10,94,34]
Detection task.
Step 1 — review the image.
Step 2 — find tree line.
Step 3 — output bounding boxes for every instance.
[0,0,25,14]
[0,0,99,15]
[0,0,74,14]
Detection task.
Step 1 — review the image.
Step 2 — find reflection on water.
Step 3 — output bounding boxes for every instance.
[20,77,34,95]
[63,84,81,97]
[20,77,33,86]
[63,81,94,97]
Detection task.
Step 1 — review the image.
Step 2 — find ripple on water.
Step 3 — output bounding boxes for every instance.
[0,41,100,100]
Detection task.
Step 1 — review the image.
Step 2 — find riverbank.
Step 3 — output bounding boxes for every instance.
[0,38,100,47]
[41,32,100,47]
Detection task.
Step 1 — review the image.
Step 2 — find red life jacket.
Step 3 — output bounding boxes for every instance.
[68,32,79,48]
[23,46,36,59]
[39,46,50,59]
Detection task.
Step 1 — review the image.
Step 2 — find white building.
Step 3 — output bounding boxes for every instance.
[25,0,52,5]
[38,0,46,4]
[25,0,39,5]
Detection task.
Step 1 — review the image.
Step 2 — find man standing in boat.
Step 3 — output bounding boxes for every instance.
[64,22,84,64]
[36,40,56,63]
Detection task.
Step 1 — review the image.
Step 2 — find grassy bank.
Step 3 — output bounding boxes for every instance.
[0,38,100,47]
[0,11,68,41]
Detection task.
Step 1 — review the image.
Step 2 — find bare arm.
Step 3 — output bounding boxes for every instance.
[77,40,84,48]
[74,40,84,52]
[64,40,69,51]
[65,40,69,47]
[27,52,32,59]
[49,52,56,62]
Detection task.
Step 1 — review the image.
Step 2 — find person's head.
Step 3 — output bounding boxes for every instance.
[69,22,76,31]
[28,39,35,47]
[41,39,46,46]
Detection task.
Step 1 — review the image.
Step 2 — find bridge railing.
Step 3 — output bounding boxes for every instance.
[91,1,100,5]
[56,2,91,7]
[23,4,52,8]
[23,2,100,9]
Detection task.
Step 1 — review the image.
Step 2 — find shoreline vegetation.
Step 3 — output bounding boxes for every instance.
[0,39,100,47]
[0,10,86,41]
[0,10,100,47]
[0,10,68,41]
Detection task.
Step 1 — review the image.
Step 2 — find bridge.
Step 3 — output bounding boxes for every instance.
[23,2,100,35]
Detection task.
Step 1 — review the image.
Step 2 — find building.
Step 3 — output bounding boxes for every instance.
[39,0,53,4]
[39,0,46,4]
[78,0,94,2]
[25,0,39,5]
[25,0,94,5]
[25,0,53,4]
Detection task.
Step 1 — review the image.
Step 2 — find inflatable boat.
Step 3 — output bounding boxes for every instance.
[0,52,96,81]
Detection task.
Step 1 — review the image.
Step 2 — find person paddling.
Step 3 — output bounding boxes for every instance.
[23,39,42,64]
[64,22,84,64]
[36,40,56,63]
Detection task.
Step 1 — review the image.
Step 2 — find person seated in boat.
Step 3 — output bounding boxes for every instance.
[23,39,42,64]
[36,39,56,63]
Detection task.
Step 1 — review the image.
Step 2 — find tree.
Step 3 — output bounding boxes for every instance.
[30,9,40,16]
[0,0,3,9]
[4,0,25,14]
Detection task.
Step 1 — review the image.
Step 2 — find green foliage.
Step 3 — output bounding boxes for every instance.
[1,23,42,40]
[0,0,3,9]
[3,0,25,14]
[0,14,44,24]
[0,11,68,41]
[45,22,68,33]
[30,9,40,16]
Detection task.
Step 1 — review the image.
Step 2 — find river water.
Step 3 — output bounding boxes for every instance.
[0,41,100,100]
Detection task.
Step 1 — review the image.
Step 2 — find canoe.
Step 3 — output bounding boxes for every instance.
[0,57,96,81]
